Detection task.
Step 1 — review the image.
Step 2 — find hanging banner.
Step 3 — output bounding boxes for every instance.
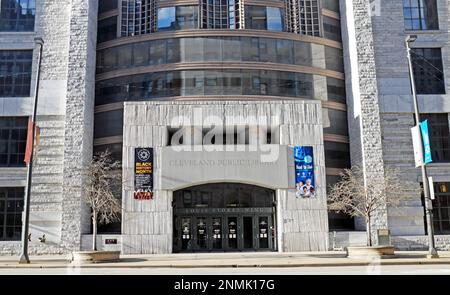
[134,148,154,200]
[420,120,433,165]
[294,146,316,198]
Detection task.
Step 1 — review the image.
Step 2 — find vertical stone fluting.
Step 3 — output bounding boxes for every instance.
[341,0,388,243]
[61,0,98,251]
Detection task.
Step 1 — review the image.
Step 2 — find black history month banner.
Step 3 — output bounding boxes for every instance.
[134,148,154,200]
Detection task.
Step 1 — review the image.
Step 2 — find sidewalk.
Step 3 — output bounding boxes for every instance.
[1,251,450,269]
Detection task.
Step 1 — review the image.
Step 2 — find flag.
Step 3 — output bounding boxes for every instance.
[35,125,40,146]
[24,117,34,164]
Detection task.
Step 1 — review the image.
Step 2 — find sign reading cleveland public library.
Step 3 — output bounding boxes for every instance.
[134,148,154,200]
[294,146,316,198]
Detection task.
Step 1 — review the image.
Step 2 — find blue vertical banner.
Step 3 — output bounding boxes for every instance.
[294,146,316,198]
[420,120,433,165]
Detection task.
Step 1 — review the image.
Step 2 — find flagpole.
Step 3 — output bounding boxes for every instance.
[19,37,44,264]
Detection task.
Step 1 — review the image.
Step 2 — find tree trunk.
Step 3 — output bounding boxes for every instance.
[366,216,372,247]
[92,212,97,251]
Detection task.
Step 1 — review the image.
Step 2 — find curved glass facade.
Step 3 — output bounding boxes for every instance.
[96,70,346,106]
[95,0,351,230]
[97,37,343,74]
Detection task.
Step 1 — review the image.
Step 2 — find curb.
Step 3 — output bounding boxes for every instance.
[0,259,450,269]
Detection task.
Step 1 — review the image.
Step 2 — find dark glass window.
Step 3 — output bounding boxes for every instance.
[431,182,450,234]
[327,77,346,103]
[327,175,355,231]
[94,110,124,138]
[322,0,340,12]
[323,16,342,42]
[0,50,33,97]
[322,108,349,136]
[200,0,242,29]
[174,183,274,209]
[95,70,326,105]
[245,5,284,31]
[421,114,450,163]
[403,0,439,30]
[324,141,351,169]
[97,16,118,43]
[0,0,35,32]
[99,0,118,14]
[411,48,445,94]
[96,37,343,74]
[0,187,24,241]
[93,143,123,162]
[0,117,28,167]
[325,47,344,72]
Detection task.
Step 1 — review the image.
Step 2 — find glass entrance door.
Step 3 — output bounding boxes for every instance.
[174,214,274,252]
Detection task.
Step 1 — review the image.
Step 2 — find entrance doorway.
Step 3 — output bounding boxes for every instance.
[173,183,276,253]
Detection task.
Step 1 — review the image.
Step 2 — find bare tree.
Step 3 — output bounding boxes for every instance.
[328,166,419,246]
[84,150,122,251]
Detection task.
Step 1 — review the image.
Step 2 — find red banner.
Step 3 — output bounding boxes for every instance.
[24,118,34,164]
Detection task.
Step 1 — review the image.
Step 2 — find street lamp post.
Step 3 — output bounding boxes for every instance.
[19,37,44,264]
[405,35,438,258]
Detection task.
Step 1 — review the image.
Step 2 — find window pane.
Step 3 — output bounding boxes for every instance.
[97,16,117,43]
[0,117,28,167]
[0,187,24,241]
[0,0,36,32]
[157,7,176,31]
[0,50,33,97]
[411,48,445,94]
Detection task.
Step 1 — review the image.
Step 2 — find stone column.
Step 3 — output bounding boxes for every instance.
[61,0,98,251]
[340,0,388,243]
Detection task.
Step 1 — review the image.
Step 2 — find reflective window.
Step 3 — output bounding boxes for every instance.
[432,182,450,234]
[323,16,342,42]
[245,5,284,31]
[157,7,176,31]
[0,187,24,241]
[266,7,283,31]
[174,183,275,209]
[0,0,35,32]
[99,0,118,14]
[287,0,321,36]
[0,117,28,167]
[121,0,157,36]
[322,108,348,136]
[200,0,242,29]
[421,114,450,163]
[324,141,351,169]
[411,48,445,94]
[94,110,124,138]
[322,0,340,13]
[325,47,344,72]
[404,0,439,30]
[98,16,118,43]
[175,6,198,30]
[96,37,344,74]
[96,70,318,106]
[0,50,33,97]
[326,77,346,103]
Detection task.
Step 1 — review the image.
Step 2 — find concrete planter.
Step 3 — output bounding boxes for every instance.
[71,251,121,264]
[346,246,395,259]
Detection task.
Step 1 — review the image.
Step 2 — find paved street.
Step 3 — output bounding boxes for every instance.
[0,264,450,275]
